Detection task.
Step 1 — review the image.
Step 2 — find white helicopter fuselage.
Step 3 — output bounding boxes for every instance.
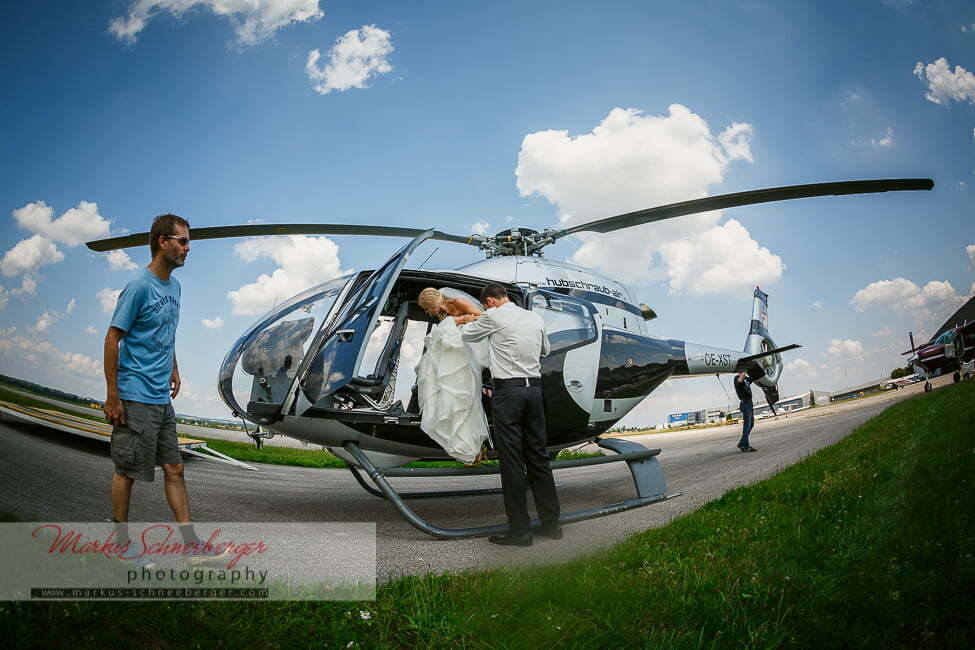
[218,240,784,467]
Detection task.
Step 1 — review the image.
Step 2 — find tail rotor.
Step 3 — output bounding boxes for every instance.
[743,287,783,408]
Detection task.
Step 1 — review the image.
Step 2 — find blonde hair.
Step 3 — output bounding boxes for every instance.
[418,288,444,313]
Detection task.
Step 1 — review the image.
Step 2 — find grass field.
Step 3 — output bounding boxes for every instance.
[3,377,972,648]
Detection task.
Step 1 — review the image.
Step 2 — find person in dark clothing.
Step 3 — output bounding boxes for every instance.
[734,371,757,452]
[460,284,561,546]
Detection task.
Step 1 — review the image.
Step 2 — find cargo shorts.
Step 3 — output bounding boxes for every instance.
[111,400,182,482]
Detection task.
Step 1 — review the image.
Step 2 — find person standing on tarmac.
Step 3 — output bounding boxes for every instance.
[459,283,562,546]
[734,371,757,453]
[103,214,224,564]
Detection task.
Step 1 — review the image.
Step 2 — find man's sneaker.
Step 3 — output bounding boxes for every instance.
[184,543,235,566]
[118,549,157,569]
[738,445,757,453]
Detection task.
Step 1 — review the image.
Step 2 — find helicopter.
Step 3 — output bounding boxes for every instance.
[87,177,933,538]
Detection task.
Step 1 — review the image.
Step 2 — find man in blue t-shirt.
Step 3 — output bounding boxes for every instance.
[104,213,216,562]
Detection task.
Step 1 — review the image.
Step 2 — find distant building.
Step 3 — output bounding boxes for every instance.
[828,380,884,403]
[666,389,831,426]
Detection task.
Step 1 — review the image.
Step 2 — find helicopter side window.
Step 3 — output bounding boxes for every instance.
[531,292,598,355]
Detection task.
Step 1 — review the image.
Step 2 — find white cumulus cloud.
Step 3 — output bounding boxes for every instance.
[109,0,323,46]
[106,249,138,271]
[717,122,755,163]
[85,326,98,335]
[470,221,491,236]
[851,276,970,331]
[825,338,865,361]
[306,25,393,95]
[967,243,974,267]
[785,357,817,377]
[873,326,893,337]
[31,310,62,333]
[852,277,965,312]
[812,300,823,309]
[0,331,102,378]
[870,126,894,148]
[658,219,783,294]
[0,285,7,311]
[13,200,110,247]
[227,235,347,315]
[0,235,64,278]
[98,288,122,315]
[515,105,779,292]
[201,316,224,329]
[66,298,77,314]
[2,201,112,295]
[913,57,975,105]
[12,275,38,297]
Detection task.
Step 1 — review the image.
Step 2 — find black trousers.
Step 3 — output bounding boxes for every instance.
[491,382,561,535]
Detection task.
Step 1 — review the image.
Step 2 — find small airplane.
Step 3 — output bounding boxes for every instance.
[88,177,933,538]
[905,318,975,392]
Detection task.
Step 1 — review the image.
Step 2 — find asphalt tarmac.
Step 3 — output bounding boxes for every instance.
[0,375,952,582]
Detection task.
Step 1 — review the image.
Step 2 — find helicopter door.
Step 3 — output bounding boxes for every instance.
[528,290,601,417]
[300,230,435,405]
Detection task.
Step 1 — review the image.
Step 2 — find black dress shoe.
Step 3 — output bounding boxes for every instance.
[537,524,563,540]
[488,533,533,547]
[739,445,757,453]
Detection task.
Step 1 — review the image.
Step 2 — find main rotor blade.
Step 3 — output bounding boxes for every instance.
[86,223,476,252]
[552,178,934,240]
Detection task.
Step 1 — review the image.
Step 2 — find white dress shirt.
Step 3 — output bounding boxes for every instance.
[460,301,550,379]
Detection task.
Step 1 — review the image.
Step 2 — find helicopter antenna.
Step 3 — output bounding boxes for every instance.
[417,247,439,270]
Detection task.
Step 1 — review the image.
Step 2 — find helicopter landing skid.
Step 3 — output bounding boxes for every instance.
[342,437,681,540]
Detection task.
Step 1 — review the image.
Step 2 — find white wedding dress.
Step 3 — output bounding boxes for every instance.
[414,288,490,463]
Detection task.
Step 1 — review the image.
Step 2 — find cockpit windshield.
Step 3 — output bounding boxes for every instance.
[217,274,353,423]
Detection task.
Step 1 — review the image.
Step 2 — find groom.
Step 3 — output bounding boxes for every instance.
[459,284,562,546]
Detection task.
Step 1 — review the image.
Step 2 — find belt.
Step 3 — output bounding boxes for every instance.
[494,377,542,388]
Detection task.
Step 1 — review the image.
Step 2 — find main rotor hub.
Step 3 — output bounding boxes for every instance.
[474,227,559,257]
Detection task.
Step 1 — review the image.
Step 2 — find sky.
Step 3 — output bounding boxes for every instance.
[1,0,973,426]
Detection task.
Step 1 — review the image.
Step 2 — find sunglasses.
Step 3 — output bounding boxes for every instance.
[164,235,190,246]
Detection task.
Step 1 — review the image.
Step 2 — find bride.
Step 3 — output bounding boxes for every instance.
[414,287,490,465]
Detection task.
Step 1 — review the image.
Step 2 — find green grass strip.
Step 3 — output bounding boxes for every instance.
[4,381,972,648]
[372,379,974,648]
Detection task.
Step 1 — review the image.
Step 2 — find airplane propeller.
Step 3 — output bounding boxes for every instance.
[86,178,933,255]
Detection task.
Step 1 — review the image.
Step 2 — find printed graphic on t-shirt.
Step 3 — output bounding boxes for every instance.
[149,295,179,350]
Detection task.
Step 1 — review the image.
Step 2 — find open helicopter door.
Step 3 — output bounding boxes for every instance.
[295,230,436,412]
[526,290,602,443]
[218,274,360,426]
[218,230,434,426]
